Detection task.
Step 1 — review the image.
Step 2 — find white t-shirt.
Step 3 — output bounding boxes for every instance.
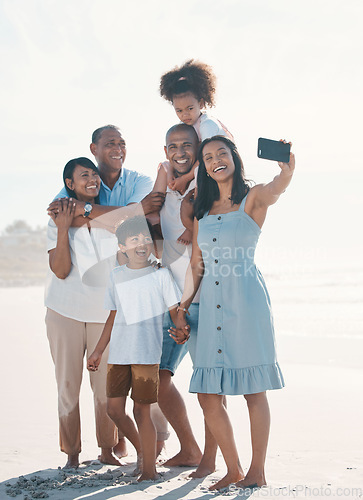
[45,221,119,322]
[193,112,234,142]
[105,265,181,365]
[160,180,200,303]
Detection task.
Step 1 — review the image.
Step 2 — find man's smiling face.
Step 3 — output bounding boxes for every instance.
[91,128,126,173]
[164,126,198,177]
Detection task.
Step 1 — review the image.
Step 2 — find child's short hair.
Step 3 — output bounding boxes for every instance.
[116,216,154,245]
[160,59,216,107]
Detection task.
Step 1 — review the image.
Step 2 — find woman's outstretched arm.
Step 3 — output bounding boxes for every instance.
[245,144,295,229]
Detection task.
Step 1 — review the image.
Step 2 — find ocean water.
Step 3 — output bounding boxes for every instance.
[259,245,363,340]
[255,244,363,369]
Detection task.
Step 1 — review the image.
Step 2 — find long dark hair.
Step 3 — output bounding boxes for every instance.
[63,157,100,203]
[194,136,251,220]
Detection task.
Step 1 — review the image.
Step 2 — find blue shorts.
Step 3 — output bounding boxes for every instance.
[160,303,199,375]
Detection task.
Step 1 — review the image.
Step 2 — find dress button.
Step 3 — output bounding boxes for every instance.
[215,259,218,263]
[213,238,217,242]
[215,281,219,285]
[217,326,221,330]
[218,349,222,353]
[218,216,221,220]
[216,305,221,309]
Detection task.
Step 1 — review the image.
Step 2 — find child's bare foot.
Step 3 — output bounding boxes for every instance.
[177,228,192,245]
[209,468,244,491]
[163,448,202,468]
[235,471,266,489]
[63,454,79,469]
[172,175,190,194]
[168,179,177,191]
[113,437,128,458]
[98,448,125,466]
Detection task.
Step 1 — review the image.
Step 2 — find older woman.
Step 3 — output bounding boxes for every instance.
[45,157,131,468]
[172,136,295,490]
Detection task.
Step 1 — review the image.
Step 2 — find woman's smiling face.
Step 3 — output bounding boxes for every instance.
[65,165,101,202]
[202,140,235,182]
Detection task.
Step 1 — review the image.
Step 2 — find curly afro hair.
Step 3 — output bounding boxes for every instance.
[160,59,217,107]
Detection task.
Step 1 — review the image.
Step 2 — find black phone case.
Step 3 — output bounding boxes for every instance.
[257,138,290,163]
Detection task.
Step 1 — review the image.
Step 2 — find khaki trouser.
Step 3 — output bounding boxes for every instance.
[46,308,117,455]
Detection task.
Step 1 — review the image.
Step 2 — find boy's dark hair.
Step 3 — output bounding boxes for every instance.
[160,59,216,107]
[194,136,251,221]
[116,216,154,245]
[91,125,121,144]
[63,157,100,203]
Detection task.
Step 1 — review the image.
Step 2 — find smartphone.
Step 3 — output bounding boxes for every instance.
[257,138,291,163]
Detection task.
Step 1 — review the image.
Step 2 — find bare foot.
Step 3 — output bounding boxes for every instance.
[98,448,126,466]
[209,469,244,491]
[156,443,167,465]
[132,454,143,476]
[63,454,79,469]
[189,462,215,478]
[156,440,165,457]
[177,228,192,246]
[137,472,160,482]
[113,437,128,458]
[163,449,202,468]
[235,472,266,489]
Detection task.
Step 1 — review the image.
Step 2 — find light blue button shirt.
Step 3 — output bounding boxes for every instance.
[55,167,153,206]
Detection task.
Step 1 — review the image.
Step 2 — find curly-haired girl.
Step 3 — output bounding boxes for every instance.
[153,60,233,244]
[160,59,232,142]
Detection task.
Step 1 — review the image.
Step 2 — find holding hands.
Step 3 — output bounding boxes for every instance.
[48,197,87,221]
[87,350,102,372]
[169,325,190,344]
[169,307,191,344]
[48,197,77,229]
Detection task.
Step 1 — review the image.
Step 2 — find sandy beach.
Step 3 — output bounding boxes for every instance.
[1,276,362,499]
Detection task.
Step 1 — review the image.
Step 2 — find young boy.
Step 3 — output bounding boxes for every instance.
[87,216,181,481]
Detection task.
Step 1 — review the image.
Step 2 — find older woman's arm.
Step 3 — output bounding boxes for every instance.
[47,192,166,230]
[48,198,75,279]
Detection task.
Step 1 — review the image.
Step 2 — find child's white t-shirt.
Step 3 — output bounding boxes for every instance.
[193,112,234,142]
[105,265,181,365]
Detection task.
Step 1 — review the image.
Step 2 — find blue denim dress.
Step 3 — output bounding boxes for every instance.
[189,195,284,395]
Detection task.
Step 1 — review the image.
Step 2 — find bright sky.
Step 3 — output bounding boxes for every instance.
[1,0,362,262]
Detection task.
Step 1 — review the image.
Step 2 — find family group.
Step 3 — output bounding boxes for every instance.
[44,59,295,491]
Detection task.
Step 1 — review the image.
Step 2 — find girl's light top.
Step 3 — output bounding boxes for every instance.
[193,112,234,142]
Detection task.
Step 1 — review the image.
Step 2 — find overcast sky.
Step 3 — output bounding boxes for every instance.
[1,0,362,263]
